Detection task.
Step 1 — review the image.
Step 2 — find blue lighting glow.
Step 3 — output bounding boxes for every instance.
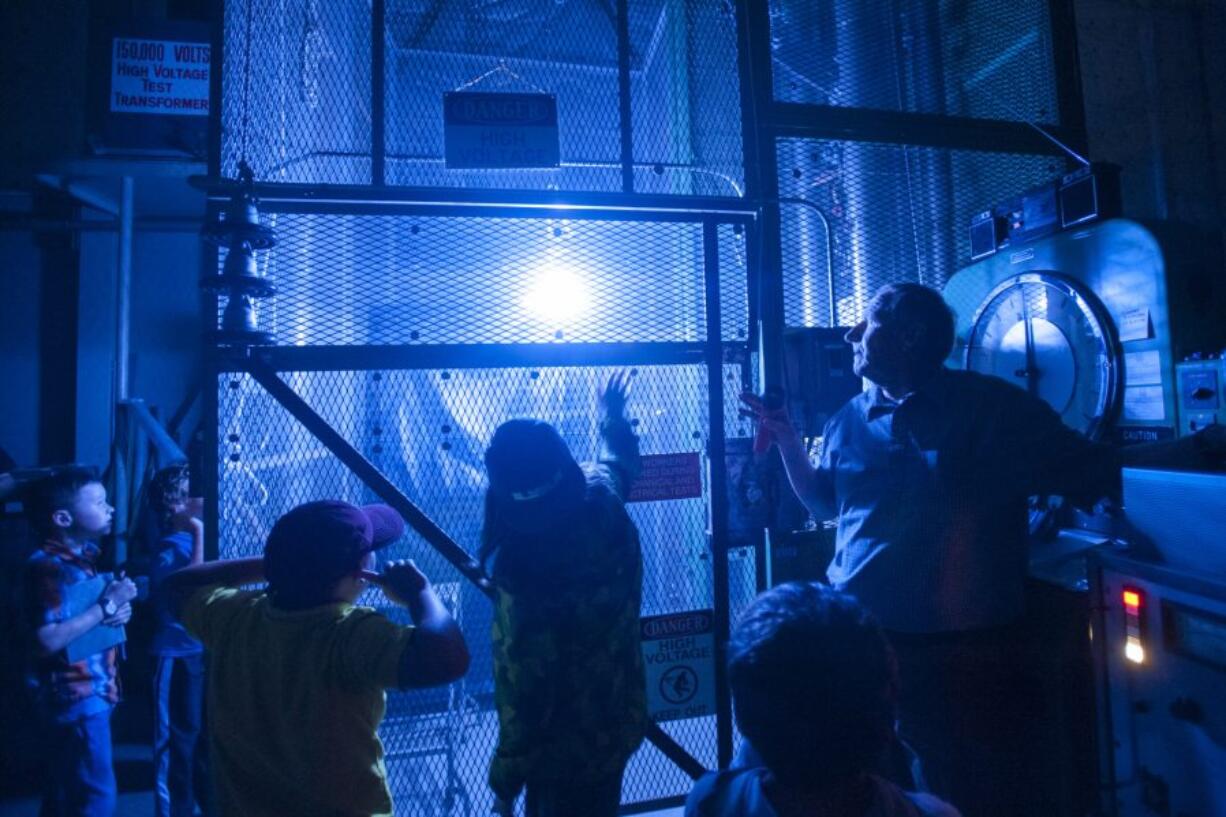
[521,264,591,323]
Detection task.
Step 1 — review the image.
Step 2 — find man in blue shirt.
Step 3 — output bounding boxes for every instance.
[743,283,1226,815]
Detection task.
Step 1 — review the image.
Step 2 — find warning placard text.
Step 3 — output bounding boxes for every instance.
[641,609,715,722]
[443,92,560,169]
[627,452,703,503]
[111,37,210,116]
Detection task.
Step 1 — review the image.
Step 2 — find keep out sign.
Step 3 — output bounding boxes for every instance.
[640,609,715,722]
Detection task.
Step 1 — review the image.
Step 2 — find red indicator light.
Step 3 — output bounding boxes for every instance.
[1123,589,1142,610]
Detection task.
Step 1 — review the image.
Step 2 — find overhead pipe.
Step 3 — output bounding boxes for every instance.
[34,173,121,217]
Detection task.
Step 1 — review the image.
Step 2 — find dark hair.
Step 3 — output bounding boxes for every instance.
[728,582,898,790]
[148,463,190,530]
[23,466,102,534]
[479,419,586,593]
[873,283,956,372]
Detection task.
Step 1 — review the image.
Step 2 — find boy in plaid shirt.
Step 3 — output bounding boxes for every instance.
[24,466,137,817]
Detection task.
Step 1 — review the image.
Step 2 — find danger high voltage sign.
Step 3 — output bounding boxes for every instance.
[640,610,715,722]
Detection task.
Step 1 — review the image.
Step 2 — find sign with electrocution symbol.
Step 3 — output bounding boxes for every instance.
[640,610,715,722]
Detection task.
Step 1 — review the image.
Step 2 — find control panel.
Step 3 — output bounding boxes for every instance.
[1176,358,1225,437]
[968,163,1122,261]
[1092,556,1226,816]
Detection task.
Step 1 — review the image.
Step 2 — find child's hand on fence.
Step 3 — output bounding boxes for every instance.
[600,370,633,418]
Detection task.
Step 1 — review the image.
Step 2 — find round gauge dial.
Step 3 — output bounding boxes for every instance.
[965,272,1119,438]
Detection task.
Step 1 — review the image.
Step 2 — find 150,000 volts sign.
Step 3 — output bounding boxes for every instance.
[640,610,715,722]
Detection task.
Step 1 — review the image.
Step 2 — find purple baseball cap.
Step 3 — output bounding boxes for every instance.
[264,500,405,602]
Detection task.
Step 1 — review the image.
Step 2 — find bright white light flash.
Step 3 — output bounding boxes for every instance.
[521,265,590,323]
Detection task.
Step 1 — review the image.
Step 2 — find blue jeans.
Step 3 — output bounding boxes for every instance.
[153,654,209,817]
[40,708,117,817]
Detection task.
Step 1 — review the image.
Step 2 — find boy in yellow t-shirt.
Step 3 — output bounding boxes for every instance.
[165,500,470,817]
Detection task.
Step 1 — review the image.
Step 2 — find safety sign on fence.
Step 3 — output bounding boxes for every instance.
[443,92,560,169]
[641,609,715,722]
[627,452,704,503]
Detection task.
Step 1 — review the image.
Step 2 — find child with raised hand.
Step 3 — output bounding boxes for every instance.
[145,464,209,817]
[482,372,647,817]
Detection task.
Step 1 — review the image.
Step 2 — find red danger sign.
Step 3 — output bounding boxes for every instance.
[627,452,703,503]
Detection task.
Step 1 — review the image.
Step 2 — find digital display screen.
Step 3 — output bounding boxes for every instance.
[1164,601,1226,671]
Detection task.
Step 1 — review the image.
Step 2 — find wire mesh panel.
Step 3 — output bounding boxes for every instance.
[218,213,748,346]
[718,222,751,342]
[221,0,745,193]
[217,362,749,814]
[630,0,745,197]
[769,0,1060,125]
[383,0,621,191]
[776,137,1066,328]
[221,0,373,184]
[385,0,745,194]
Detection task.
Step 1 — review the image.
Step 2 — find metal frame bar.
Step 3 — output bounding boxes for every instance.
[703,223,734,770]
[207,0,224,177]
[620,794,685,815]
[616,0,634,193]
[202,200,223,561]
[767,103,1077,157]
[732,0,769,378]
[198,182,757,223]
[115,177,134,404]
[219,342,743,374]
[120,399,187,463]
[371,0,386,186]
[735,0,784,395]
[733,0,767,204]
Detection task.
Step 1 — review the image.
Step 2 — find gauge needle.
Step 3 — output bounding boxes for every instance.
[1018,296,1040,397]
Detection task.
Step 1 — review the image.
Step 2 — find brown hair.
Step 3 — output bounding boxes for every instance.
[148,464,190,530]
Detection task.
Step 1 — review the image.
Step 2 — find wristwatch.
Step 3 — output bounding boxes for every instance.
[100,597,119,618]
